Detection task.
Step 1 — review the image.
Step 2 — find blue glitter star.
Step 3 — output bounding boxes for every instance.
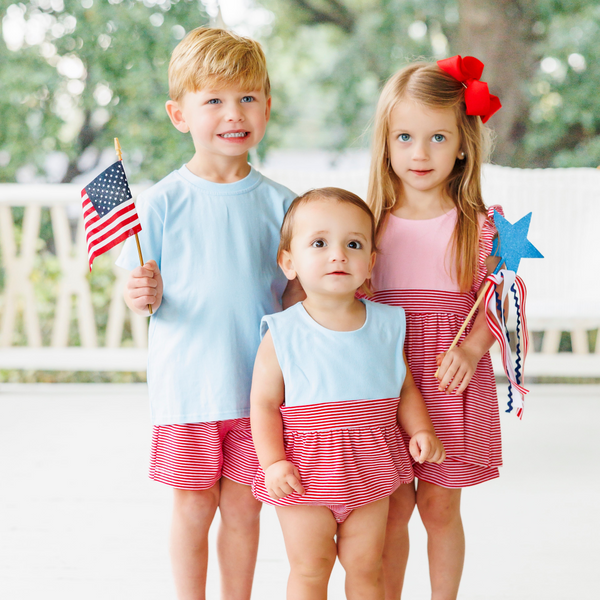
[493,210,544,273]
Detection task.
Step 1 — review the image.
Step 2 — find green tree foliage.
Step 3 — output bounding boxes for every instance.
[0,0,209,183]
[1,0,599,180]
[259,0,600,167]
[525,1,600,167]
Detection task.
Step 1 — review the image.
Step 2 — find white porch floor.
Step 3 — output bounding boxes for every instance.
[1,383,599,599]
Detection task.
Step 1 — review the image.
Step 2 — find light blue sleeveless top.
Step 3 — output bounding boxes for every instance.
[261,299,407,408]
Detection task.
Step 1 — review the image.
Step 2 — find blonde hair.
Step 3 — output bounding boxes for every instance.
[278,188,378,295]
[168,27,270,101]
[367,61,494,292]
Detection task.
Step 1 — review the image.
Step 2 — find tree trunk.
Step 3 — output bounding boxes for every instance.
[457,0,537,166]
[61,109,97,183]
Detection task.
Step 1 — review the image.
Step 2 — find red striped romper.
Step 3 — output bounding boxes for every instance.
[251,300,415,522]
[370,206,502,488]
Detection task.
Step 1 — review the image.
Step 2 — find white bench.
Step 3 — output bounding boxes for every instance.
[1,165,599,376]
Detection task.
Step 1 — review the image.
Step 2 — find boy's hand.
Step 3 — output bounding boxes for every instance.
[409,430,445,464]
[264,460,305,500]
[125,260,163,315]
[435,346,479,395]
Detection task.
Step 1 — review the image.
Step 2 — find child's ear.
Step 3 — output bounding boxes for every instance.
[265,96,272,123]
[278,250,297,281]
[165,100,189,133]
[367,251,377,277]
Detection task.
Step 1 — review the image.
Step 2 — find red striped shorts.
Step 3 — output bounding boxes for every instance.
[149,417,259,490]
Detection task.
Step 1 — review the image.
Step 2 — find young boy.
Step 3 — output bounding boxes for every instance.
[116,28,299,600]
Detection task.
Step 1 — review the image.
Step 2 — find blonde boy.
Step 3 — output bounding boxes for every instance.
[116,28,299,599]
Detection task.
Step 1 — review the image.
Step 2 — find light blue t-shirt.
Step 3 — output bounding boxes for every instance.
[261,300,407,407]
[116,165,296,424]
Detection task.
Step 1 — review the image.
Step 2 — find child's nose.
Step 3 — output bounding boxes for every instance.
[412,139,429,160]
[225,104,245,121]
[330,245,348,261]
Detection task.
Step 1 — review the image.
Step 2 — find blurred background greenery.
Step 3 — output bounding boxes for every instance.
[1,0,599,186]
[1,0,598,381]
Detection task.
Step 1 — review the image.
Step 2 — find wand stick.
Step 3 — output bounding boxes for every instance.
[114,137,153,315]
[434,280,491,378]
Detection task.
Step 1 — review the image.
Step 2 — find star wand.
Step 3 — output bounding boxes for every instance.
[435,210,543,416]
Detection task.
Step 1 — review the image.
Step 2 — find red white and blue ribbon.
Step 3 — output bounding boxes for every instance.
[483,270,529,419]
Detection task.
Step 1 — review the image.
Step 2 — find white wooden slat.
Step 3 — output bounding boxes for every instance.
[0,347,147,371]
[106,245,148,349]
[0,167,599,374]
[0,205,42,347]
[0,184,150,206]
[49,206,97,347]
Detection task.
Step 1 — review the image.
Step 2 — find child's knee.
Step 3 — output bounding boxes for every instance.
[292,553,336,581]
[338,549,383,579]
[219,479,262,526]
[173,487,220,526]
[388,485,417,526]
[416,488,461,531]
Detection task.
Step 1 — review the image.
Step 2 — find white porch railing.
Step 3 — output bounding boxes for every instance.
[1,165,599,376]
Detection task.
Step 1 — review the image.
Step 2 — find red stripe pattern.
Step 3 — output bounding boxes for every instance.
[149,417,259,490]
[252,397,414,511]
[81,189,141,271]
[369,205,504,489]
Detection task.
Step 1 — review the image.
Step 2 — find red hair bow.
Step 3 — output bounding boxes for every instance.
[437,55,501,123]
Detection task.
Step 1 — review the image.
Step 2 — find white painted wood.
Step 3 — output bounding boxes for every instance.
[0,183,150,205]
[50,206,98,347]
[106,247,148,349]
[0,205,42,347]
[0,347,147,371]
[0,167,599,374]
[491,352,600,378]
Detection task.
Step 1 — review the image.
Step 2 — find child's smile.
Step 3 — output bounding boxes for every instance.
[167,86,271,176]
[218,129,251,141]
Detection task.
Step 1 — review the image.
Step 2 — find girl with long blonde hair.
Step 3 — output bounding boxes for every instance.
[366,56,503,600]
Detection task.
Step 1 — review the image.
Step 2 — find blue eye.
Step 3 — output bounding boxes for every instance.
[348,240,362,249]
[311,239,326,248]
[399,133,411,142]
[207,98,221,104]
[432,133,446,143]
[241,96,255,103]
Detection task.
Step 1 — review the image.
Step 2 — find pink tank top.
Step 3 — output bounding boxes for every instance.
[372,208,462,293]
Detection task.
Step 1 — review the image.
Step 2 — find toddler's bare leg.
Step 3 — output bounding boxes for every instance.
[382,482,416,599]
[217,477,262,600]
[171,485,220,600]
[276,505,338,600]
[416,481,464,600]
[337,497,389,600]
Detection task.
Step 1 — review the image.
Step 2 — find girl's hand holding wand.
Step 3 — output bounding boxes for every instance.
[435,253,500,394]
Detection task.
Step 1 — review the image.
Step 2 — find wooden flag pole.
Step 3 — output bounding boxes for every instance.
[114,137,152,315]
[434,279,492,379]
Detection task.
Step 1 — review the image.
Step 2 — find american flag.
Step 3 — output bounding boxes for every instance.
[81,160,141,271]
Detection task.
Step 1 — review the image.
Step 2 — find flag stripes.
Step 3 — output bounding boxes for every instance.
[80,160,142,271]
[82,191,141,270]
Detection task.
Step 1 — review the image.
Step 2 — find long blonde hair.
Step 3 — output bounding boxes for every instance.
[367,62,493,292]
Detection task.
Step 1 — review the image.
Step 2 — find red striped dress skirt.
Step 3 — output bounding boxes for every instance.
[252,397,414,522]
[371,289,501,488]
